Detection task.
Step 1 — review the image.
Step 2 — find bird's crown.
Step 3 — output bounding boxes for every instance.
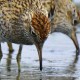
[31,10,50,42]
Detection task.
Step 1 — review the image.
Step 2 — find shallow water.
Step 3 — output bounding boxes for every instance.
[0,30,80,80]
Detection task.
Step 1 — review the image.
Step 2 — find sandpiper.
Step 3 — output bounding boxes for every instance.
[0,0,50,70]
[50,0,80,54]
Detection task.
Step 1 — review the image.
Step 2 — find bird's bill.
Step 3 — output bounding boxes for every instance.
[35,43,43,71]
[71,30,79,54]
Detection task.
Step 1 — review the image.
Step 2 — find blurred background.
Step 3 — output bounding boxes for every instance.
[74,0,80,8]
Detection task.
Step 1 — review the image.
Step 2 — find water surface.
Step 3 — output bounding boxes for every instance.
[0,30,80,80]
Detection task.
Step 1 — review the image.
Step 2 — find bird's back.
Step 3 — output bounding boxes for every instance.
[0,0,50,45]
[0,0,41,44]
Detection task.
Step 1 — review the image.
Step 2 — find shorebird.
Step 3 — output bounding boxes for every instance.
[0,0,50,70]
[50,0,80,54]
[9,0,55,57]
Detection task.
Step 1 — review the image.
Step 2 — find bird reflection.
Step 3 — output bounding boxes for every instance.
[5,44,22,80]
[16,71,20,80]
[65,52,79,77]
[73,51,79,63]
[0,42,14,62]
[6,44,22,72]
[37,53,79,80]
[5,44,79,80]
[6,51,13,72]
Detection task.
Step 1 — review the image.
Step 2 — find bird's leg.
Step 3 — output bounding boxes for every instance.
[6,52,13,72]
[7,42,14,52]
[17,44,23,55]
[16,70,20,80]
[71,30,79,55]
[0,43,3,61]
[16,44,22,72]
[36,45,43,71]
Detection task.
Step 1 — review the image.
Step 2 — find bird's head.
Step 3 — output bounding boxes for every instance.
[30,11,50,70]
[30,11,50,49]
[20,9,50,70]
[67,2,80,26]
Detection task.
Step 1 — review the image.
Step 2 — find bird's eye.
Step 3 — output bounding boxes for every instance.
[31,31,37,37]
[30,26,37,37]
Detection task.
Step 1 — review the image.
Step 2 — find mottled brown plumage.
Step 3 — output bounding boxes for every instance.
[32,11,50,41]
[0,0,54,56]
[51,0,79,54]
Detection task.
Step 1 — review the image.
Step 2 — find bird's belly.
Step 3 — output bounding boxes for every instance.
[0,25,33,45]
[8,36,33,45]
[0,34,33,45]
